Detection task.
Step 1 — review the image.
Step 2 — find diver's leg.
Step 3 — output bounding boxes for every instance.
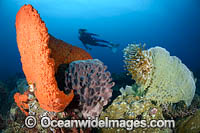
[95,38,117,47]
[94,38,110,43]
[96,43,111,48]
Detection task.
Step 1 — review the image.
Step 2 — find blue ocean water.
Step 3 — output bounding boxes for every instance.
[0,0,200,80]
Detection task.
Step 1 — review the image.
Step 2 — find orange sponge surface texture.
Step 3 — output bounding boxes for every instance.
[15,4,92,112]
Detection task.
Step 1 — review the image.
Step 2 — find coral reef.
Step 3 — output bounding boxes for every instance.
[0,76,27,116]
[65,59,114,118]
[111,72,134,101]
[123,44,196,106]
[176,109,200,132]
[162,94,200,120]
[0,81,9,116]
[3,103,29,133]
[3,73,25,91]
[16,78,28,94]
[5,58,115,132]
[4,75,92,132]
[100,95,155,120]
[6,3,199,132]
[14,4,92,113]
[120,85,135,96]
[120,84,144,97]
[0,114,6,131]
[111,72,134,91]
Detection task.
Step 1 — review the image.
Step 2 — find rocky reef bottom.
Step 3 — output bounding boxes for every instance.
[0,72,200,133]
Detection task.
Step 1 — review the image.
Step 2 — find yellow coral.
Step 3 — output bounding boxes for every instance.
[123,44,196,106]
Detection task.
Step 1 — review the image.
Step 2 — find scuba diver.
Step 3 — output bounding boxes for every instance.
[78,29,119,53]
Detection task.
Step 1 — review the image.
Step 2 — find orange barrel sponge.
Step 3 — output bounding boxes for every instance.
[15,4,92,113]
[48,35,92,70]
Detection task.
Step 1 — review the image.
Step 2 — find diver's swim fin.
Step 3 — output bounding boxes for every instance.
[111,47,118,53]
[110,43,120,53]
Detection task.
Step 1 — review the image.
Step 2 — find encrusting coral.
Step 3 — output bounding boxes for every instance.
[100,94,172,133]
[14,4,92,113]
[175,109,200,132]
[65,59,114,118]
[162,94,200,120]
[120,85,135,96]
[123,44,196,106]
[120,84,144,97]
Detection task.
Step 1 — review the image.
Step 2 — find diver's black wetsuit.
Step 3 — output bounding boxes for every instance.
[79,29,113,50]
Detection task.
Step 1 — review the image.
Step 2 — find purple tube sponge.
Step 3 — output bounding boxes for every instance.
[65,59,114,119]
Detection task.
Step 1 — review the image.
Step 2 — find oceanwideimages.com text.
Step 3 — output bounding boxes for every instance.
[25,116,175,130]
